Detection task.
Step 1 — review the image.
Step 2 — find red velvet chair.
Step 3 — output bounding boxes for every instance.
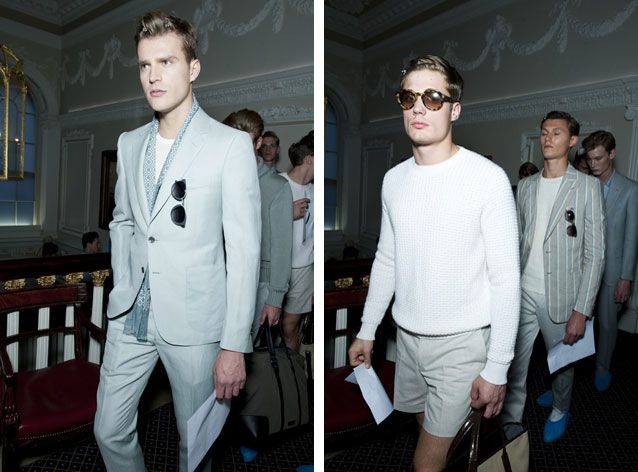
[0,284,105,469]
[324,287,412,449]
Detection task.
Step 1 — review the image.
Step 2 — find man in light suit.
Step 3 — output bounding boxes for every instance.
[503,111,605,443]
[94,11,261,472]
[583,130,638,392]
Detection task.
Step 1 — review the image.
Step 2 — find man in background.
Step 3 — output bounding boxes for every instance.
[281,131,313,351]
[260,130,281,171]
[82,231,101,254]
[583,130,638,391]
[223,109,293,336]
[504,111,605,443]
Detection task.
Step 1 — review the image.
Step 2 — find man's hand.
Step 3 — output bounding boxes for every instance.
[213,349,246,399]
[348,338,374,368]
[563,309,587,345]
[470,376,505,418]
[615,279,632,304]
[293,198,310,220]
[259,304,281,326]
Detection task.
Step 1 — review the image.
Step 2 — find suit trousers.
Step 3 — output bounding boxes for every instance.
[503,287,574,424]
[94,308,220,472]
[595,282,620,371]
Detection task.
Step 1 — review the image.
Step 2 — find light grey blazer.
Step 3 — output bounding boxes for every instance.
[107,108,261,353]
[600,171,638,285]
[517,164,605,322]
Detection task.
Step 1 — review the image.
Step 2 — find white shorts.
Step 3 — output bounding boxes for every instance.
[283,264,313,314]
[394,326,490,437]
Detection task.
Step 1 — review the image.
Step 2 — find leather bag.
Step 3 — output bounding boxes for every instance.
[236,325,310,441]
[446,407,529,472]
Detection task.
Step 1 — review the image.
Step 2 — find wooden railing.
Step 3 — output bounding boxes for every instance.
[0,253,112,368]
[324,285,396,369]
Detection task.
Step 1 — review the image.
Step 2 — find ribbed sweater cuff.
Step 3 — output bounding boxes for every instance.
[356,322,378,341]
[265,287,286,308]
[480,359,510,385]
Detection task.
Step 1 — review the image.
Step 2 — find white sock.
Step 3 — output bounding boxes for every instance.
[549,408,566,422]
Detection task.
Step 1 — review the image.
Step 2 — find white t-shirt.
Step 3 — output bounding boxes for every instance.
[282,173,313,268]
[521,175,563,293]
[155,133,174,180]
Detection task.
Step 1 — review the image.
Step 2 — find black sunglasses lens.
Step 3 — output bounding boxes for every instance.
[172,180,186,200]
[565,210,575,222]
[567,225,577,237]
[171,205,186,227]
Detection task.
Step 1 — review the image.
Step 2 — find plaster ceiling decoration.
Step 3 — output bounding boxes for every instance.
[0,0,113,29]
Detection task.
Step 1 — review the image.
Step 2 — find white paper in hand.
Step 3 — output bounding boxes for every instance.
[547,319,595,374]
[352,364,393,424]
[186,391,230,472]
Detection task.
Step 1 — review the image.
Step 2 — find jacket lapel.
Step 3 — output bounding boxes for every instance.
[523,173,540,254]
[150,111,206,223]
[605,173,621,213]
[545,165,577,241]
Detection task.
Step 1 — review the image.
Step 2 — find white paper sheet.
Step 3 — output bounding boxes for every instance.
[186,391,231,472]
[547,319,595,374]
[348,364,394,424]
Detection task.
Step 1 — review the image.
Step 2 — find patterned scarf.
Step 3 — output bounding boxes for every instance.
[124,96,200,342]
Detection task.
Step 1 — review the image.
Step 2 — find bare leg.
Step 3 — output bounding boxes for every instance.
[414,427,454,472]
[282,311,302,351]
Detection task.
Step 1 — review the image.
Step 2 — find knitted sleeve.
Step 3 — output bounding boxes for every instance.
[358,178,396,340]
[479,169,521,385]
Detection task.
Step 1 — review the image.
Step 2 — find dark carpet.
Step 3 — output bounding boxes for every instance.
[325,330,638,471]
[20,402,313,471]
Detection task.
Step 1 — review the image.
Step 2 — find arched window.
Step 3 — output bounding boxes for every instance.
[325,100,338,229]
[0,91,36,225]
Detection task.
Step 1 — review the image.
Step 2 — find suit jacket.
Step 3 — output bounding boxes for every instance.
[107,108,261,352]
[600,171,638,285]
[517,164,605,322]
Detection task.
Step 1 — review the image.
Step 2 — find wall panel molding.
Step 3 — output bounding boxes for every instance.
[59,129,93,236]
[60,66,313,127]
[360,139,393,240]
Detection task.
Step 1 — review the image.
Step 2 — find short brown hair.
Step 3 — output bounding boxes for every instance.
[582,130,616,153]
[288,130,313,167]
[399,55,464,101]
[541,111,580,137]
[262,130,280,146]
[135,11,198,61]
[222,109,264,142]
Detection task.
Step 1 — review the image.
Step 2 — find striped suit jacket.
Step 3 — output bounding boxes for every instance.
[517,164,605,323]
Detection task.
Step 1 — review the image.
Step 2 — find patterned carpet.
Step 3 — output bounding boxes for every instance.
[325,330,638,471]
[20,402,314,471]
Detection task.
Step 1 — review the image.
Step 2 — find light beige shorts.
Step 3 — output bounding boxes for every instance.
[283,264,314,314]
[394,326,490,437]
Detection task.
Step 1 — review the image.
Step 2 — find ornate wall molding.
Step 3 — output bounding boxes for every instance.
[60,66,313,127]
[258,106,313,124]
[59,131,94,235]
[362,75,638,137]
[363,1,638,99]
[445,1,638,72]
[61,0,312,88]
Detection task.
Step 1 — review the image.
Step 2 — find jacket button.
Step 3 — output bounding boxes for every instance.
[148,236,155,243]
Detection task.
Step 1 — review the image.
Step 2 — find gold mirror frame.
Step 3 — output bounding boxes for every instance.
[0,45,27,180]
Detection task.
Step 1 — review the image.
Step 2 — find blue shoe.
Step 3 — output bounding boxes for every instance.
[595,370,612,392]
[240,446,258,462]
[536,389,553,407]
[296,466,314,472]
[543,412,569,443]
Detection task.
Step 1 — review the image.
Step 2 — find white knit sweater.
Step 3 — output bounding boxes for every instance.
[358,147,520,384]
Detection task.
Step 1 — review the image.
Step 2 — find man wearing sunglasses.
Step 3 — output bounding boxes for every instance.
[503,111,605,444]
[348,55,520,471]
[94,11,261,472]
[582,130,638,392]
